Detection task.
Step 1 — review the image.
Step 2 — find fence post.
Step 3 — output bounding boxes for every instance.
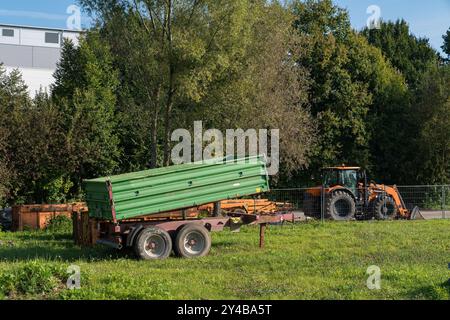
[442,186,446,219]
[321,186,324,224]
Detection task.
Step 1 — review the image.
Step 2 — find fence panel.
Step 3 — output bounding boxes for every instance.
[264,185,450,221]
[266,188,325,221]
[396,185,450,219]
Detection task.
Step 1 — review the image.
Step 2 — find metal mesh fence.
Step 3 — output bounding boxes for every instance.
[262,185,450,221]
[396,185,450,219]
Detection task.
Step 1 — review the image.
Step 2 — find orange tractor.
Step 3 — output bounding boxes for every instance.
[304,166,421,221]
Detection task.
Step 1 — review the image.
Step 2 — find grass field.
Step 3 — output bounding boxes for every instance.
[0,219,450,300]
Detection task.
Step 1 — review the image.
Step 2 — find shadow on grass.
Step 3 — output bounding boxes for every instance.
[7,232,73,242]
[405,280,450,300]
[0,232,135,262]
[0,245,131,262]
[211,239,239,249]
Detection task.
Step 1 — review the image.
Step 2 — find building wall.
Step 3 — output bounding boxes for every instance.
[4,66,55,96]
[0,44,61,69]
[0,25,80,97]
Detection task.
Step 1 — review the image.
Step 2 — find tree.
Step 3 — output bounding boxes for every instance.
[0,65,72,204]
[292,0,409,184]
[52,33,121,193]
[183,2,316,181]
[361,20,439,90]
[293,0,351,41]
[248,3,316,177]
[0,112,11,206]
[414,65,450,184]
[0,65,29,204]
[443,27,450,59]
[9,93,70,203]
[77,0,316,178]
[293,0,373,171]
[80,0,279,166]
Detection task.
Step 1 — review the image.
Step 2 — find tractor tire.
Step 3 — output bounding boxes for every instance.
[326,191,356,221]
[174,224,211,259]
[134,226,172,260]
[374,197,398,220]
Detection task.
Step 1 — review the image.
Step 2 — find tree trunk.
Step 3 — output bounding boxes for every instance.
[149,112,158,169]
[163,75,174,167]
[148,87,161,169]
[163,1,174,167]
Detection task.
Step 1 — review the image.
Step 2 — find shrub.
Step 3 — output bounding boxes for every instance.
[0,261,67,298]
[45,215,73,234]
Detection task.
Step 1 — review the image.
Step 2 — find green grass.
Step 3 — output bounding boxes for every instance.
[0,220,450,300]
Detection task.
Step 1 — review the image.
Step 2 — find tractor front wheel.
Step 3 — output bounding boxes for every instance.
[374,197,398,220]
[326,191,356,221]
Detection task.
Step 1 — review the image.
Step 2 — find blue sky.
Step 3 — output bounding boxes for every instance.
[0,0,449,52]
[335,0,450,54]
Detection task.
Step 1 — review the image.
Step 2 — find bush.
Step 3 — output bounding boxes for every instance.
[0,261,67,298]
[45,215,73,234]
[43,176,74,204]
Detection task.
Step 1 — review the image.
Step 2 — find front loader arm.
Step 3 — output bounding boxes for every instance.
[385,185,409,218]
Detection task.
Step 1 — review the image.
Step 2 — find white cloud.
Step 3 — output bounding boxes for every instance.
[0,9,68,21]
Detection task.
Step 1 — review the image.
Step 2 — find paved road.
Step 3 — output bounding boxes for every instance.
[420,210,450,220]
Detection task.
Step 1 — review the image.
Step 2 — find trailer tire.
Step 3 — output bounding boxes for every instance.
[134,226,172,260]
[174,224,211,258]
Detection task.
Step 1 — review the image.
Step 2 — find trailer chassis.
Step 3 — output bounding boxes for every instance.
[95,212,298,260]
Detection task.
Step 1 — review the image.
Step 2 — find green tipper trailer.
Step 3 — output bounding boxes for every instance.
[81,156,294,260]
[83,155,270,221]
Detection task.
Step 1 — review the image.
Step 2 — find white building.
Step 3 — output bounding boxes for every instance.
[0,24,81,97]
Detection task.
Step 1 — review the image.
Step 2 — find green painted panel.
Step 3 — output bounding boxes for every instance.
[83,155,270,220]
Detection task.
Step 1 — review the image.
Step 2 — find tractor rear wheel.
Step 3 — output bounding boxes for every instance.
[374,197,398,220]
[326,191,356,221]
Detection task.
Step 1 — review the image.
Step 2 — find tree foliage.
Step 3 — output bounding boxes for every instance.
[53,34,121,192]
[414,65,450,184]
[74,0,316,177]
[361,20,439,90]
[0,66,70,204]
[443,27,450,59]
[0,0,449,204]
[291,0,408,184]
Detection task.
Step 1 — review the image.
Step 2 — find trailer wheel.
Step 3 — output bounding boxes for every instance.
[174,224,211,258]
[134,226,172,260]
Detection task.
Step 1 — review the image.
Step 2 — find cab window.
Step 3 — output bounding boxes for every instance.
[341,170,358,190]
[323,170,339,187]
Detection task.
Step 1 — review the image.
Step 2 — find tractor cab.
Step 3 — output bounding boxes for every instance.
[321,166,366,197]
